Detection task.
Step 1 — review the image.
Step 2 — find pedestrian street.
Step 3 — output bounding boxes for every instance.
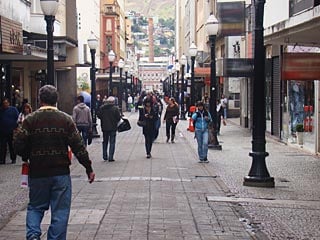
[1,111,320,239]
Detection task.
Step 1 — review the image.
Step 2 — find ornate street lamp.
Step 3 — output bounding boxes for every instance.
[189,42,198,107]
[118,58,124,114]
[180,54,187,120]
[108,50,116,96]
[206,14,222,150]
[243,0,274,187]
[87,34,99,138]
[40,0,59,86]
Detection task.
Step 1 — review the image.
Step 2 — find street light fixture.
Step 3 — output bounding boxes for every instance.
[118,58,125,114]
[108,50,116,96]
[243,0,274,188]
[180,54,187,120]
[189,42,198,107]
[87,34,99,138]
[40,0,59,86]
[206,14,222,150]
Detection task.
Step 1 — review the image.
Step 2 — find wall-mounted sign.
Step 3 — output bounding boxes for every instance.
[0,16,23,54]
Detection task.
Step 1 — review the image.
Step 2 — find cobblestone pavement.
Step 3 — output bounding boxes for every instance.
[0,111,319,239]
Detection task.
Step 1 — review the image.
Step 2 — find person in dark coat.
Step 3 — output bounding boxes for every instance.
[140,100,157,158]
[0,98,19,164]
[97,96,121,162]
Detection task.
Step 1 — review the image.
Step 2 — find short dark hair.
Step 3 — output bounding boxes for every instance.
[39,85,58,106]
[196,101,204,107]
[77,95,84,103]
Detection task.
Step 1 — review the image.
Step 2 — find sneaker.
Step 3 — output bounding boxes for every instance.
[166,138,169,143]
[146,154,151,159]
[198,159,204,163]
[171,140,175,143]
[109,159,115,162]
[203,160,209,163]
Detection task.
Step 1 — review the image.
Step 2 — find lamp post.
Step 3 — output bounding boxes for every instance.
[180,54,187,120]
[206,14,222,150]
[108,50,115,96]
[171,68,175,99]
[189,42,198,107]
[168,68,172,96]
[124,65,129,109]
[118,59,124,114]
[243,0,274,187]
[40,0,59,86]
[87,34,99,138]
[175,61,180,102]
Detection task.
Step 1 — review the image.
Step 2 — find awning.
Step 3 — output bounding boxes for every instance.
[194,67,210,77]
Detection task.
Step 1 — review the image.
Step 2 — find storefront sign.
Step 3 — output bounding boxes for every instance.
[282,53,320,80]
[216,58,254,77]
[0,16,23,54]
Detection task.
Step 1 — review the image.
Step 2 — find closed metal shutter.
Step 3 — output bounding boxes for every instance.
[271,57,281,137]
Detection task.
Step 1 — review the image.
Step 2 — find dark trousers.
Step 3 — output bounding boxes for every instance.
[144,133,154,155]
[102,130,116,160]
[0,132,16,163]
[165,121,177,140]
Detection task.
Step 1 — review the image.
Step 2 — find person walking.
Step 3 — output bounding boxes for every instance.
[139,100,157,158]
[72,95,92,146]
[192,101,212,163]
[220,94,228,119]
[0,98,19,164]
[163,97,179,143]
[17,103,32,126]
[97,96,121,162]
[13,85,95,240]
[17,103,32,163]
[127,93,133,111]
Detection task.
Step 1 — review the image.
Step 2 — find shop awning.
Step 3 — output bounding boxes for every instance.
[194,67,210,77]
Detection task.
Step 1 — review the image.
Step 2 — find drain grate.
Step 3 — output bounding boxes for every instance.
[195,175,217,179]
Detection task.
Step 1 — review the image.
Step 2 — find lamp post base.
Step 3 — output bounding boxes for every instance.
[92,123,100,138]
[243,176,275,188]
[208,125,222,150]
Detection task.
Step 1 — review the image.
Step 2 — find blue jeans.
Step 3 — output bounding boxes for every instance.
[195,129,209,160]
[77,125,90,146]
[26,175,72,240]
[102,130,116,160]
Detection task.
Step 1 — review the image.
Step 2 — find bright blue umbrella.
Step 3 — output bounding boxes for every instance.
[80,91,91,107]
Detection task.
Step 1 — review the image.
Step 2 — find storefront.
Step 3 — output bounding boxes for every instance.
[280,52,320,152]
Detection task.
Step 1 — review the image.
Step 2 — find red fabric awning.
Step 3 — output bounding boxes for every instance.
[194,67,210,77]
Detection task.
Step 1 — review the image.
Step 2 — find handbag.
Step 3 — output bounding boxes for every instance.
[117,118,131,132]
[137,119,146,127]
[137,108,147,127]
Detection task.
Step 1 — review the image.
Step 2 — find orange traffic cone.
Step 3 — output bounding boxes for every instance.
[21,162,29,188]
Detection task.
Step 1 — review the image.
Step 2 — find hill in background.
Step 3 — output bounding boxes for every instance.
[126,0,175,19]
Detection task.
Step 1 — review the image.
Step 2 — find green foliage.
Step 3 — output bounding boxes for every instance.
[295,123,304,132]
